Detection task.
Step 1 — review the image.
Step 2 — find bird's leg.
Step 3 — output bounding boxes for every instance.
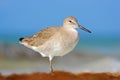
[50,59,53,72]
[49,56,53,72]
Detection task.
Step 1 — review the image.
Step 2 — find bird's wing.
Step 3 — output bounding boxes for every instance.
[21,26,60,46]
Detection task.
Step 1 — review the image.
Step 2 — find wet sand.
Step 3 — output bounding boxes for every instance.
[0,71,120,80]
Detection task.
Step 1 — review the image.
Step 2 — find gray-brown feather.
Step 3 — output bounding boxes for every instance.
[21,26,61,46]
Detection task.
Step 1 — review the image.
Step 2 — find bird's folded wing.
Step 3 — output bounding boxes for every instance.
[22,26,60,46]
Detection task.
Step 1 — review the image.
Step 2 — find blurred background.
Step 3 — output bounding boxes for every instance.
[0,0,120,74]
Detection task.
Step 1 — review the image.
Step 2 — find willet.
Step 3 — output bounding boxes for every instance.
[19,16,91,72]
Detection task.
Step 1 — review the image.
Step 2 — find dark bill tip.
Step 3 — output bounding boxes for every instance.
[87,30,92,33]
[79,25,92,33]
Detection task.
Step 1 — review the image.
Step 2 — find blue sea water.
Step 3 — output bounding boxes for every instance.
[0,32,120,56]
[75,36,120,55]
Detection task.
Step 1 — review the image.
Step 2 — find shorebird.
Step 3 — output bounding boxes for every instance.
[19,16,91,72]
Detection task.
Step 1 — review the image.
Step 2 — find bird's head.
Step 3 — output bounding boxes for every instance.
[63,16,91,33]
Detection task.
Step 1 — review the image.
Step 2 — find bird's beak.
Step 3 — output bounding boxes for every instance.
[78,25,91,33]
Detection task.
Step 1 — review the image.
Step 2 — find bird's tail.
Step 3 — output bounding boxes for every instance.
[19,37,24,42]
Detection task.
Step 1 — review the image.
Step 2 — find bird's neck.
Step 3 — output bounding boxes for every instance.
[62,25,77,33]
[60,26,79,46]
[60,26,79,41]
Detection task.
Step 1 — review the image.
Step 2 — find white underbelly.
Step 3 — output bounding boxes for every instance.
[55,38,79,56]
[34,37,79,57]
[33,29,79,57]
[47,34,79,57]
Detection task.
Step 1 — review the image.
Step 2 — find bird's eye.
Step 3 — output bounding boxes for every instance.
[69,20,72,23]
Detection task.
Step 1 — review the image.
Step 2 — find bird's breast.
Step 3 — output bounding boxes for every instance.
[61,29,79,50]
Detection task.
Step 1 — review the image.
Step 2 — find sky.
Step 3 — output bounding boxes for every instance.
[0,0,120,42]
